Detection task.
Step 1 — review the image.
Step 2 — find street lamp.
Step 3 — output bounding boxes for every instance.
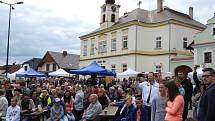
[0,1,24,78]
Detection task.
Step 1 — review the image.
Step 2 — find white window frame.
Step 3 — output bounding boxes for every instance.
[204,51,212,63]
[122,36,128,49]
[155,36,162,49]
[98,41,107,53]
[212,25,215,35]
[183,37,188,49]
[111,64,116,72]
[155,65,162,73]
[111,38,117,51]
[83,40,87,56]
[122,64,127,72]
[90,39,95,55]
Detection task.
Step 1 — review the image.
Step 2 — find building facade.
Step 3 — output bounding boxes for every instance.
[38,51,80,73]
[193,14,215,68]
[80,0,205,74]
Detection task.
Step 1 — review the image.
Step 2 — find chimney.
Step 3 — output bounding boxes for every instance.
[157,0,163,12]
[63,51,67,56]
[189,7,193,19]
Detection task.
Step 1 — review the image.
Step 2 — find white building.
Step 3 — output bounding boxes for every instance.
[80,0,205,74]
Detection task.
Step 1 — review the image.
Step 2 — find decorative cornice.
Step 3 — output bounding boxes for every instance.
[80,50,192,61]
[80,19,205,40]
[193,41,215,48]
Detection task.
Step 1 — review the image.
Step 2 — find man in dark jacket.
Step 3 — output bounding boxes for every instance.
[198,68,215,121]
[116,96,135,121]
[178,71,193,121]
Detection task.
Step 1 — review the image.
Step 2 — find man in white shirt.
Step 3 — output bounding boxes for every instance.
[6,98,21,121]
[138,72,159,121]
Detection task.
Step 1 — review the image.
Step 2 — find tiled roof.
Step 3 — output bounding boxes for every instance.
[23,58,42,70]
[0,64,21,74]
[81,7,206,37]
[48,51,80,69]
[114,7,205,28]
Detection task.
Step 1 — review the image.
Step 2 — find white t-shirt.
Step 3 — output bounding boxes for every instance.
[6,105,20,121]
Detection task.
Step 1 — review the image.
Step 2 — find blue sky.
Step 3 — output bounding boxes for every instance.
[0,0,214,65]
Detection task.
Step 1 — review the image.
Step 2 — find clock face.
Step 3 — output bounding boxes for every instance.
[111,6,116,12]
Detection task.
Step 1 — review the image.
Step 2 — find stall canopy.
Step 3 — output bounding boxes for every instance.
[69,61,116,76]
[16,68,46,77]
[117,68,140,76]
[49,69,72,77]
[7,68,25,80]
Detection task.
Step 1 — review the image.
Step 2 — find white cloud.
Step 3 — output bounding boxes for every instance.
[0,0,214,65]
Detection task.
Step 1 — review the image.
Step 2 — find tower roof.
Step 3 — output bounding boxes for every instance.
[105,0,115,4]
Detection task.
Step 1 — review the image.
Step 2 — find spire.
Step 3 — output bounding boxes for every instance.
[105,0,115,4]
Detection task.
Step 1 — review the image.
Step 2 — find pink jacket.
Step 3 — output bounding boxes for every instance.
[165,95,184,121]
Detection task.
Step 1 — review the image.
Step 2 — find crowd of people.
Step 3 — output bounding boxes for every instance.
[0,67,214,121]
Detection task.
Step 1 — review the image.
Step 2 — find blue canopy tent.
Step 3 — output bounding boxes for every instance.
[69,61,116,76]
[16,68,46,77]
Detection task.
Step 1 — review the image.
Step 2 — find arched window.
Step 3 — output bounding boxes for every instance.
[111,14,115,22]
[103,14,106,23]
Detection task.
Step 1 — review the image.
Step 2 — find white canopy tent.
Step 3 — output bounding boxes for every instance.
[117,68,140,77]
[49,69,73,77]
[8,68,25,80]
[188,67,203,84]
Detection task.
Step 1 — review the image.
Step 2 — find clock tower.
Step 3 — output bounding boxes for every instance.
[100,0,120,29]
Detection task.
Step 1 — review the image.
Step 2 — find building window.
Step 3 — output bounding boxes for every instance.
[102,6,106,12]
[24,66,28,71]
[111,64,116,72]
[98,41,107,53]
[204,52,212,63]
[90,39,95,55]
[103,14,106,23]
[183,37,188,49]
[111,38,116,51]
[122,64,127,72]
[213,28,215,35]
[155,65,162,73]
[111,14,115,22]
[156,37,161,49]
[83,40,87,56]
[53,64,56,71]
[122,36,128,49]
[46,64,50,72]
